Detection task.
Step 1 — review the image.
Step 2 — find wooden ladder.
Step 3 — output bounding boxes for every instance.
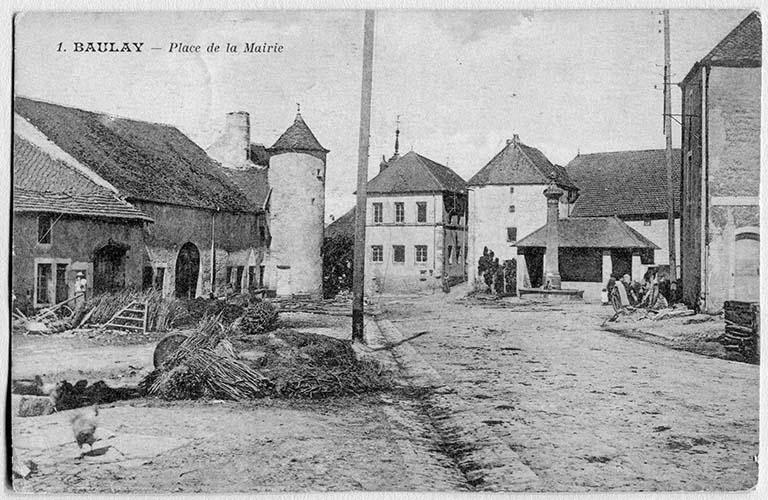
[104,300,148,333]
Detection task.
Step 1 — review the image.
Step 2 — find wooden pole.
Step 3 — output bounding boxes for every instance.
[663,10,677,282]
[352,10,375,342]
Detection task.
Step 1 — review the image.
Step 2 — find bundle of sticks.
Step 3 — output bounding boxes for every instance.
[142,315,271,400]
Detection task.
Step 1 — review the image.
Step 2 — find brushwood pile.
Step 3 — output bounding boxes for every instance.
[140,304,392,400]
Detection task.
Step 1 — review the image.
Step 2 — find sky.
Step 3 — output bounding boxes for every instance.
[14,9,752,221]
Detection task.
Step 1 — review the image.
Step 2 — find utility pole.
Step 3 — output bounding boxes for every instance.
[352,10,375,342]
[663,10,677,281]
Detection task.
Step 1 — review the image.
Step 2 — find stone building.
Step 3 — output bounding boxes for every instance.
[679,12,760,311]
[13,96,328,302]
[364,133,467,294]
[12,118,153,308]
[466,134,578,287]
[566,149,682,280]
[206,110,329,298]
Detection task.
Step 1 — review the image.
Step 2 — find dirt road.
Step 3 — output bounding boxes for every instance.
[378,289,759,491]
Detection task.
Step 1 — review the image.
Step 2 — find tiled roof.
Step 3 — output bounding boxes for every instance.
[249,143,271,166]
[325,207,355,239]
[567,149,681,219]
[468,139,576,189]
[516,216,659,249]
[701,11,761,67]
[211,164,270,208]
[366,151,466,194]
[269,113,328,153]
[15,97,259,213]
[13,135,152,221]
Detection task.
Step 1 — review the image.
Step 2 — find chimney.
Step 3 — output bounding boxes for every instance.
[207,111,251,170]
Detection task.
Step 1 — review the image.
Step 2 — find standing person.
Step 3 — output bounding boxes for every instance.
[74,272,87,309]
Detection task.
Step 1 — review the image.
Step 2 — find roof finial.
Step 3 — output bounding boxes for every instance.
[394,114,401,157]
[296,102,301,114]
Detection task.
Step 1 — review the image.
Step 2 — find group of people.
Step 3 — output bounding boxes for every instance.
[606,269,672,310]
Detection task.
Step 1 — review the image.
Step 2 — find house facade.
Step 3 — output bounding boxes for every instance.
[364,149,467,294]
[13,96,328,302]
[12,123,153,308]
[566,149,682,281]
[679,12,761,311]
[466,135,578,287]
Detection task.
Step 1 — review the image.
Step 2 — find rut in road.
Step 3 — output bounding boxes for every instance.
[369,317,540,491]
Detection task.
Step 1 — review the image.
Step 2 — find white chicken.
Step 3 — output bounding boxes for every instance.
[71,406,99,454]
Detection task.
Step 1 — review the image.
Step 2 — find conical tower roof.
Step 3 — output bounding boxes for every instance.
[268,113,329,153]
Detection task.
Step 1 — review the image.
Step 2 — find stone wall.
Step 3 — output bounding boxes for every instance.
[12,213,146,305]
[703,66,761,311]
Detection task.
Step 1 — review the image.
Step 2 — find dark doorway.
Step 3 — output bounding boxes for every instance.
[55,263,69,303]
[175,242,200,299]
[94,243,127,295]
[524,249,544,288]
[611,249,632,280]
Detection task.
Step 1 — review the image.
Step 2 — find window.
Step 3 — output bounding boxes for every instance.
[509,186,515,194]
[456,245,462,262]
[447,245,453,264]
[226,266,233,285]
[259,265,265,287]
[415,245,428,263]
[509,205,515,213]
[259,226,267,244]
[36,263,52,304]
[393,245,405,263]
[506,227,517,243]
[643,219,652,226]
[38,214,53,244]
[371,245,383,262]
[417,202,427,223]
[395,202,405,223]
[373,202,383,223]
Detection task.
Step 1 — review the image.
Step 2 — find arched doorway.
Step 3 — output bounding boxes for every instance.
[734,231,759,302]
[175,242,200,299]
[93,241,128,295]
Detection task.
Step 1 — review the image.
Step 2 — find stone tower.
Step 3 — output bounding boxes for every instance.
[265,111,328,297]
